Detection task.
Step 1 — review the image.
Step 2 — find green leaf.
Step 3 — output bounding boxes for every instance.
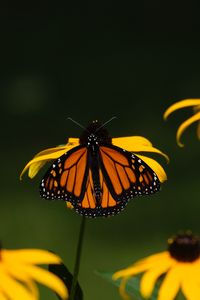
[95,271,158,300]
[49,263,83,300]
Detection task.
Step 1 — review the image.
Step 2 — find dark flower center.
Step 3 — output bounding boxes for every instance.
[168,233,200,262]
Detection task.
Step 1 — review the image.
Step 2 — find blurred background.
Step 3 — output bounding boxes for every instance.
[0,2,200,299]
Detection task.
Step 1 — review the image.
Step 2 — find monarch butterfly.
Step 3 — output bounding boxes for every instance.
[40,120,160,217]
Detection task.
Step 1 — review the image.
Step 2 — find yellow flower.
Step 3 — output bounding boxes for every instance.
[113,232,200,300]
[164,98,200,147]
[0,247,68,300]
[20,136,168,183]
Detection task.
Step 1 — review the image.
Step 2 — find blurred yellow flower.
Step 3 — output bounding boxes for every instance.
[20,136,168,183]
[113,232,200,300]
[164,98,200,147]
[0,248,68,300]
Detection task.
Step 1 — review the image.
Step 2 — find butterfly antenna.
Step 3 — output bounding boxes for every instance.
[67,117,88,131]
[96,116,117,132]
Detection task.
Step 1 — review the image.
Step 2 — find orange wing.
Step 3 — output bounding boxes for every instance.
[74,168,128,217]
[40,146,88,201]
[40,144,160,218]
[99,145,160,199]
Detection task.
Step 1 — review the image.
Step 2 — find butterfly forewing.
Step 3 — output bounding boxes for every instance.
[73,168,130,217]
[99,145,160,201]
[40,146,88,202]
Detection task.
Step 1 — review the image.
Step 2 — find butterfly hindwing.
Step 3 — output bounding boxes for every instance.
[74,168,129,217]
[40,145,89,202]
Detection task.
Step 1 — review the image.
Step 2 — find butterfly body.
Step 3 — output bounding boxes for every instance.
[40,121,160,217]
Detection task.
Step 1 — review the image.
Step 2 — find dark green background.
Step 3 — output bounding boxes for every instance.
[1,2,200,299]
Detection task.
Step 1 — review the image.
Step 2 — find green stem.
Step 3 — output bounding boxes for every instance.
[69,216,86,300]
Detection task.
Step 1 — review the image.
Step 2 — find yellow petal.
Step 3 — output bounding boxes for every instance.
[0,291,9,300]
[113,258,156,280]
[31,146,70,157]
[112,136,153,150]
[23,280,38,300]
[181,268,200,300]
[20,138,79,180]
[113,263,148,281]
[158,265,182,300]
[137,155,167,182]
[113,137,169,162]
[20,148,69,180]
[3,249,62,265]
[176,111,200,147]
[164,99,200,120]
[190,259,200,276]
[28,160,47,179]
[119,277,131,300]
[25,146,70,179]
[113,253,173,300]
[140,260,172,299]
[182,282,200,300]
[67,137,80,145]
[133,146,169,162]
[128,253,172,276]
[32,138,79,158]
[21,265,68,299]
[134,252,170,267]
[2,262,39,299]
[0,268,35,300]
